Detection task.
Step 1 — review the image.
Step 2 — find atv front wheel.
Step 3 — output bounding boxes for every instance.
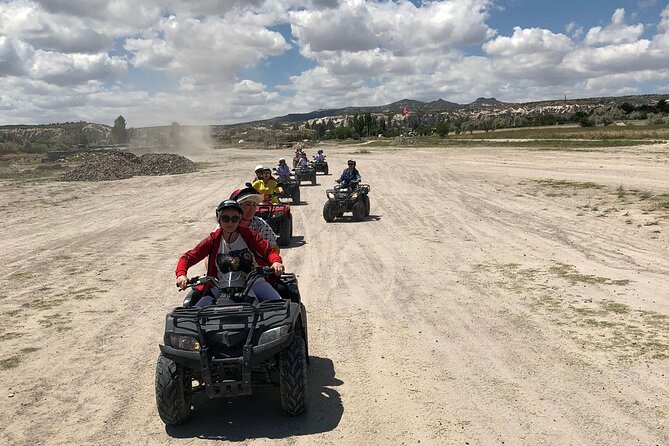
[279,217,292,247]
[155,354,192,425]
[352,200,366,221]
[292,187,301,204]
[323,165,328,175]
[363,195,370,216]
[311,174,316,185]
[323,201,336,222]
[279,333,308,415]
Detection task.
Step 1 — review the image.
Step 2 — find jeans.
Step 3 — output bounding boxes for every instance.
[195,277,282,307]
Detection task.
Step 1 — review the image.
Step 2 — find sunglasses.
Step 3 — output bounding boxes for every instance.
[348,163,354,166]
[219,215,240,223]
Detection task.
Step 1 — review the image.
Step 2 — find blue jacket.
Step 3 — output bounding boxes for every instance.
[275,163,291,180]
[339,167,361,185]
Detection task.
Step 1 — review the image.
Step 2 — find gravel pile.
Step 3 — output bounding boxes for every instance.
[139,153,197,176]
[61,151,196,182]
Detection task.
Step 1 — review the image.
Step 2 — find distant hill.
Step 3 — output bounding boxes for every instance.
[260,94,667,128]
[3,94,667,150]
[469,97,505,107]
[0,122,111,153]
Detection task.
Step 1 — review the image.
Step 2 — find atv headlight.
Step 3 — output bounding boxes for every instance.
[168,333,201,351]
[327,192,335,199]
[258,325,290,346]
[350,192,358,199]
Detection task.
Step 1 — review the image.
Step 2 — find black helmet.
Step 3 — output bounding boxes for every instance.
[347,159,356,166]
[216,199,243,220]
[318,149,323,153]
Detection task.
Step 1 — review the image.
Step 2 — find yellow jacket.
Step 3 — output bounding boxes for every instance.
[252,179,281,204]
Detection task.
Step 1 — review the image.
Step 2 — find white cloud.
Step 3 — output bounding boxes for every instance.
[290,0,494,58]
[1,1,108,53]
[29,51,127,86]
[0,37,28,76]
[565,21,584,39]
[1,1,669,126]
[584,8,644,46]
[124,13,290,86]
[484,26,572,57]
[35,0,162,29]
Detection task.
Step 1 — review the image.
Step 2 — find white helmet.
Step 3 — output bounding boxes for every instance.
[278,157,286,162]
[254,164,264,172]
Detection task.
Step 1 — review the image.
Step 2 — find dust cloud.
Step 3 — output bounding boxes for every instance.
[127,123,217,162]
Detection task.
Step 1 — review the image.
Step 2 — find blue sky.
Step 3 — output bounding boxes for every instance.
[1,0,668,126]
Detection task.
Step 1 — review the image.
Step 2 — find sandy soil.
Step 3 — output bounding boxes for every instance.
[1,143,668,445]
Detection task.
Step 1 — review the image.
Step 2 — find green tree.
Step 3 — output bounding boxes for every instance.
[111,115,128,144]
[332,126,355,140]
[414,124,432,136]
[435,121,450,137]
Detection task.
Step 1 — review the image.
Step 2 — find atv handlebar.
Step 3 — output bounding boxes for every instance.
[179,267,276,291]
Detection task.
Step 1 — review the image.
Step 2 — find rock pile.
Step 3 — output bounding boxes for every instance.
[61,151,197,181]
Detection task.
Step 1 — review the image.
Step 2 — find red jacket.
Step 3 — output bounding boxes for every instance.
[175,226,282,279]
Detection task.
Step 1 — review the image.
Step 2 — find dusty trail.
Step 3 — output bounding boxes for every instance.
[1,144,668,445]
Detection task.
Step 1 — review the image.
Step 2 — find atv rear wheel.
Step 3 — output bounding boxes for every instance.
[311,174,316,185]
[279,217,292,247]
[323,165,328,175]
[352,200,366,221]
[292,187,300,204]
[155,354,192,425]
[323,201,336,222]
[279,333,308,415]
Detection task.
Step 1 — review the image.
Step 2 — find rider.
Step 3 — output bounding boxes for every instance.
[297,152,309,168]
[230,187,280,253]
[314,150,325,162]
[252,167,282,204]
[292,147,303,167]
[254,165,264,182]
[337,159,361,188]
[175,200,284,305]
[275,157,292,182]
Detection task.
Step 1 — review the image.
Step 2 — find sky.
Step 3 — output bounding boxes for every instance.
[1,0,668,127]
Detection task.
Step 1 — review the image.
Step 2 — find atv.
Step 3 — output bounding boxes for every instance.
[311,156,328,175]
[293,165,317,185]
[322,181,371,222]
[255,197,293,247]
[156,266,309,425]
[274,170,301,204]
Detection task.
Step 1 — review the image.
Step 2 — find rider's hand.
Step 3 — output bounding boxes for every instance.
[271,262,284,277]
[176,275,189,290]
[335,179,341,183]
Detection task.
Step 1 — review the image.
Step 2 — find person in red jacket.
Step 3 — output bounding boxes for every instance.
[175,200,284,306]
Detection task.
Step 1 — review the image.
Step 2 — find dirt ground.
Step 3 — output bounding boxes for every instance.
[1,142,668,445]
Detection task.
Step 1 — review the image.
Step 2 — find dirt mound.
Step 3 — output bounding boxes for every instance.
[138,153,197,176]
[61,151,196,181]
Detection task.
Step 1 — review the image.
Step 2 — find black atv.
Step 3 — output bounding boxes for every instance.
[274,170,301,204]
[311,156,328,175]
[255,197,293,247]
[156,266,309,426]
[322,181,371,222]
[293,165,317,185]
